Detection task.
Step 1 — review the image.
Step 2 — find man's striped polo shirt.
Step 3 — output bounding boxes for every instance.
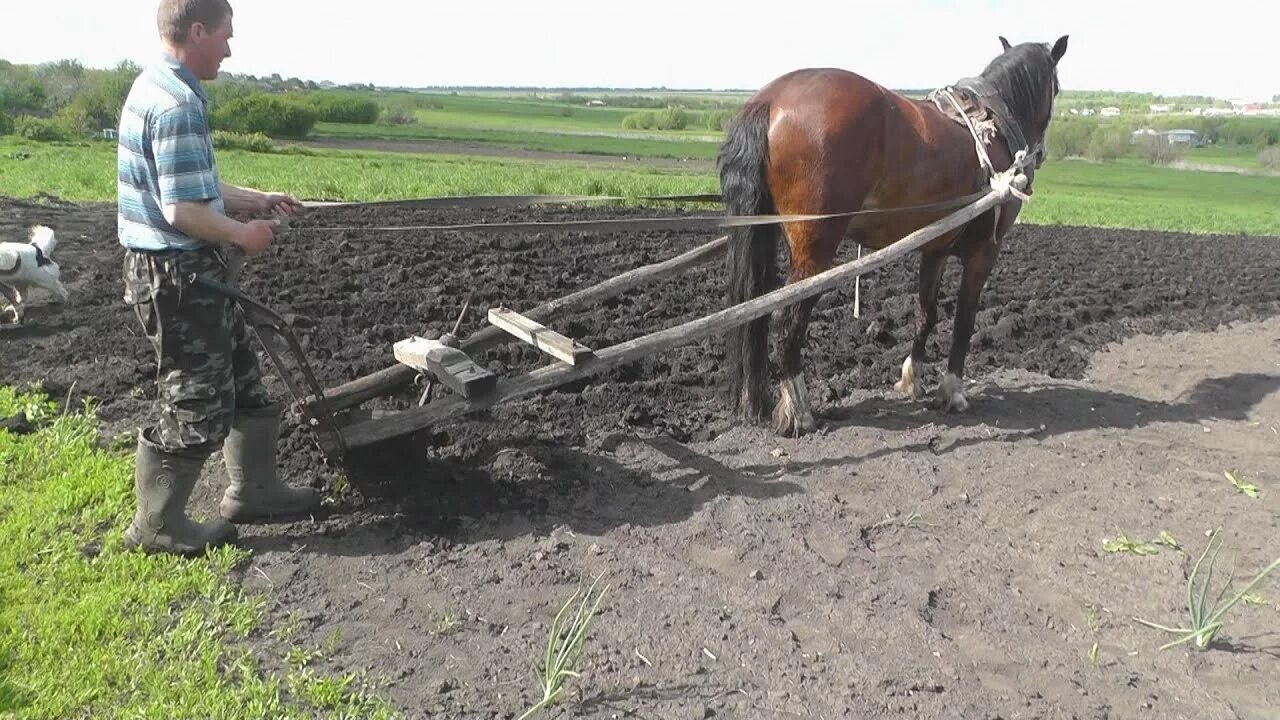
[117,53,224,252]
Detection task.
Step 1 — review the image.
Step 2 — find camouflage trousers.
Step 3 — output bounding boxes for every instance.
[123,245,272,454]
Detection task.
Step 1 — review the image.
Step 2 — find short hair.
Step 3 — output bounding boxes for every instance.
[157,0,233,44]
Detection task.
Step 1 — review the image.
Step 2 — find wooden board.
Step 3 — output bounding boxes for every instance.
[487,307,593,366]
[392,336,497,399]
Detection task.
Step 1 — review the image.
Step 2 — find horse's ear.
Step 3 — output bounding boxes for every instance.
[999,36,1012,51]
[1050,35,1068,63]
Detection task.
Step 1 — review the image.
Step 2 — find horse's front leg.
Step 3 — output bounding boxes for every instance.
[941,244,997,413]
[895,251,946,401]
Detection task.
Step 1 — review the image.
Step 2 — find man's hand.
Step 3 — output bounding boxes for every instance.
[259,192,303,217]
[218,182,304,217]
[233,219,280,255]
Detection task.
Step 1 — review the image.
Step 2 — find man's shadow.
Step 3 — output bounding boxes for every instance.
[241,424,800,557]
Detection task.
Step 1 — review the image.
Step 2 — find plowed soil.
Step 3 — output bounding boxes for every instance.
[3,195,1278,720]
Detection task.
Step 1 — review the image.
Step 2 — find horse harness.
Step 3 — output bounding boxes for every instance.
[928,79,1042,174]
[926,80,1041,246]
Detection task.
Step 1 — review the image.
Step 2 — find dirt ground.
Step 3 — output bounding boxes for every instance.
[2,195,1278,719]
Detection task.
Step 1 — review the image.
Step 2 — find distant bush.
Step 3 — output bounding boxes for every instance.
[212,130,275,153]
[377,106,416,126]
[705,110,734,131]
[297,93,379,124]
[210,93,316,138]
[1085,127,1129,161]
[622,107,691,131]
[1046,119,1093,159]
[14,117,68,141]
[1134,135,1188,165]
[654,107,689,130]
[1260,146,1280,170]
[0,110,12,135]
[621,111,656,130]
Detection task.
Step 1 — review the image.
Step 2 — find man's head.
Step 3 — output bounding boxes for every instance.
[158,0,234,80]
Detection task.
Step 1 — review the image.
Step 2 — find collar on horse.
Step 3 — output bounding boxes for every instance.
[927,80,1037,204]
[931,80,1039,180]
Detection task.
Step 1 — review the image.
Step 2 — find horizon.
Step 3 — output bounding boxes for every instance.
[3,0,1276,102]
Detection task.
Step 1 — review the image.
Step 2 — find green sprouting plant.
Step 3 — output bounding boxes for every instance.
[1135,529,1280,650]
[1085,605,1102,665]
[517,573,609,720]
[434,610,462,636]
[1157,531,1182,552]
[1103,533,1159,556]
[1226,471,1260,499]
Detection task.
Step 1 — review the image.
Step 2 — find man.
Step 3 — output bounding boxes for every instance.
[118,0,318,555]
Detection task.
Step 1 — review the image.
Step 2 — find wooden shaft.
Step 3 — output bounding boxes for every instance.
[318,234,729,411]
[341,189,1009,450]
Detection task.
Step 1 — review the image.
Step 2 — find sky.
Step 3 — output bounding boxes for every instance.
[4,0,1275,101]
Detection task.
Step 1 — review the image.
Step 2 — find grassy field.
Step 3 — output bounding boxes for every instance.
[0,138,718,203]
[389,93,720,137]
[1178,145,1275,171]
[312,122,720,160]
[0,387,398,719]
[1024,158,1280,235]
[3,137,1278,236]
[310,90,724,159]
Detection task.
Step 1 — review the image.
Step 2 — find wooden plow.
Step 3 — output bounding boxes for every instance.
[227,179,1024,466]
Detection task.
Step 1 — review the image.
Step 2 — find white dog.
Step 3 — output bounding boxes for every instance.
[0,225,69,325]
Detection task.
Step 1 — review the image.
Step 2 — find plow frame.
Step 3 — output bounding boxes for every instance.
[221,179,1024,466]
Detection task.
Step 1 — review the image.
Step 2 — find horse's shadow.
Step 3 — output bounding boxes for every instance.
[238,372,1277,558]
[741,372,1280,476]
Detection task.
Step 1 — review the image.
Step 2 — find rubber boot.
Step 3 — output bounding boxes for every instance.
[219,404,320,522]
[124,428,238,555]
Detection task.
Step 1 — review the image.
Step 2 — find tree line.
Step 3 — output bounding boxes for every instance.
[0,59,386,142]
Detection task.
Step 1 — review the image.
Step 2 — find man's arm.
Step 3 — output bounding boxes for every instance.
[220,181,304,216]
[163,200,274,254]
[152,106,278,254]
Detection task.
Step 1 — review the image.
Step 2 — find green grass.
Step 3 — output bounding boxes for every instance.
[1020,158,1280,236]
[0,137,718,203]
[1185,145,1271,170]
[3,137,1279,236]
[356,90,733,133]
[386,92,643,132]
[0,385,399,719]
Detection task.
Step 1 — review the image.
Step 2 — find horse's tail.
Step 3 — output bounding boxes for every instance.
[718,101,776,421]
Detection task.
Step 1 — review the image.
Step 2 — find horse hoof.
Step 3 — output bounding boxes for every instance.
[772,410,816,438]
[894,378,922,401]
[894,357,922,400]
[936,373,970,413]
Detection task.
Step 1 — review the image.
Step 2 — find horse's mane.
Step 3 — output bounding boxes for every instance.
[975,42,1059,137]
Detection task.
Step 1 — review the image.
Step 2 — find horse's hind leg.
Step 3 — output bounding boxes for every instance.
[940,241,997,413]
[895,250,946,401]
[773,220,842,437]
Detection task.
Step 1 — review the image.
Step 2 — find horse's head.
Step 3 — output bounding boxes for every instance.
[987,35,1068,169]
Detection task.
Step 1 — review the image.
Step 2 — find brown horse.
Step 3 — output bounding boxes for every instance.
[720,35,1067,436]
